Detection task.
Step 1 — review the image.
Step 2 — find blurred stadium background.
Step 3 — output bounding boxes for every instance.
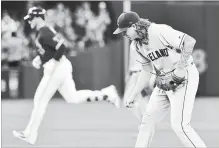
[1,1,219,148]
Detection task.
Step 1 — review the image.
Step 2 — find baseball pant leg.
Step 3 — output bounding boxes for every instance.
[167,64,206,147]
[58,72,108,104]
[24,63,64,138]
[135,87,170,148]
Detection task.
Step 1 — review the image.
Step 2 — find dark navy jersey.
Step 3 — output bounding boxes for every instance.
[35,26,66,64]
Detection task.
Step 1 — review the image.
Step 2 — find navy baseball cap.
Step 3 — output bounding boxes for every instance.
[113,11,140,34]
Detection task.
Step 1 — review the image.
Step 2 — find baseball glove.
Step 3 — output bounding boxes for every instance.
[155,69,186,91]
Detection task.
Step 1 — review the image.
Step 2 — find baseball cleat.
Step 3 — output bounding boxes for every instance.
[102,85,121,108]
[13,130,37,145]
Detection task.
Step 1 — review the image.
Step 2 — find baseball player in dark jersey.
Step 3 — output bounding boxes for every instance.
[13,7,120,145]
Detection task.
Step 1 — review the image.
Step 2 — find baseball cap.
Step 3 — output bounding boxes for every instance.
[24,7,46,21]
[113,11,140,34]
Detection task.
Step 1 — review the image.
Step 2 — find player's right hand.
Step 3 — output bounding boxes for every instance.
[124,100,135,108]
[32,55,42,69]
[124,95,136,108]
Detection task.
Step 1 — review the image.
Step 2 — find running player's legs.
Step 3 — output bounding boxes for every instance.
[167,64,206,147]
[58,72,104,103]
[135,87,170,148]
[23,59,68,139]
[24,72,62,138]
[58,70,120,106]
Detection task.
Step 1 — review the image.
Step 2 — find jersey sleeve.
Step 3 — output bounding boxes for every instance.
[130,41,151,66]
[158,24,186,49]
[129,44,142,72]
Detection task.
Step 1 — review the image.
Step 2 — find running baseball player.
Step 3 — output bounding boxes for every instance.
[114,11,206,147]
[13,7,120,145]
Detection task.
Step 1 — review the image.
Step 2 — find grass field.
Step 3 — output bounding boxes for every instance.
[2,97,219,148]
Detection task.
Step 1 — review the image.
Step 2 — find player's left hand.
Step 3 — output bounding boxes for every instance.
[155,68,187,92]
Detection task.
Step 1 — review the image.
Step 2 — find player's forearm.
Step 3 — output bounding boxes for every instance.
[179,35,196,67]
[53,44,66,61]
[129,69,152,100]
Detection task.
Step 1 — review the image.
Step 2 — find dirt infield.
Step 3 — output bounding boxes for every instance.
[2,97,219,148]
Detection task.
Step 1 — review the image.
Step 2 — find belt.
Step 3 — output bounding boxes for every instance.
[42,55,66,67]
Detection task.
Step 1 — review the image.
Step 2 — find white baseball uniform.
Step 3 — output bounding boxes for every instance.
[129,43,143,73]
[134,23,206,147]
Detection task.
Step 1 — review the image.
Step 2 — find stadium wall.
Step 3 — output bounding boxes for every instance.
[1,2,219,99]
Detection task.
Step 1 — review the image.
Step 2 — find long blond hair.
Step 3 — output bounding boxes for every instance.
[134,18,151,45]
